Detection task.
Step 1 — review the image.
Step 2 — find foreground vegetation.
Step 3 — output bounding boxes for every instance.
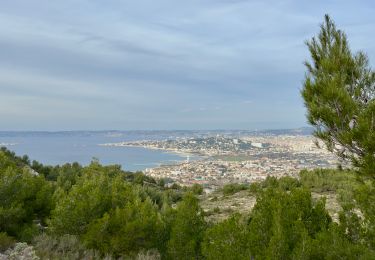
[1,147,375,259]
[1,14,375,259]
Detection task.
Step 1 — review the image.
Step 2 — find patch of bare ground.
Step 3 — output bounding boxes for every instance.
[311,192,342,222]
[200,190,256,223]
[200,190,342,223]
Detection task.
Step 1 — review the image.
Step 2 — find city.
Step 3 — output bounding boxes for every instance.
[103,134,339,189]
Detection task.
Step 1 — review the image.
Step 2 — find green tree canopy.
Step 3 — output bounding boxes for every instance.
[48,162,136,236]
[167,193,206,260]
[83,198,163,257]
[202,214,250,260]
[0,150,53,241]
[302,14,375,176]
[248,187,331,259]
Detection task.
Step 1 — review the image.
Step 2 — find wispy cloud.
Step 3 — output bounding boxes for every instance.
[0,0,374,130]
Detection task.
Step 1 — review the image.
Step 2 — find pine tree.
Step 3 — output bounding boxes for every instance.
[302,15,375,176]
[167,193,206,260]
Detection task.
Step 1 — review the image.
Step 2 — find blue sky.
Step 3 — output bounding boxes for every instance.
[0,0,374,130]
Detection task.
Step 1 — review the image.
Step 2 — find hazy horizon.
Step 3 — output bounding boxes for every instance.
[1,1,374,130]
[0,126,312,132]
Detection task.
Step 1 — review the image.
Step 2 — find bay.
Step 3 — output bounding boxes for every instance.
[0,131,197,171]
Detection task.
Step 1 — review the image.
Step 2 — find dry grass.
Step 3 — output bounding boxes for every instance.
[200,189,341,223]
[200,190,256,222]
[311,191,341,222]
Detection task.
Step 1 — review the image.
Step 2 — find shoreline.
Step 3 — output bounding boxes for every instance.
[99,143,207,158]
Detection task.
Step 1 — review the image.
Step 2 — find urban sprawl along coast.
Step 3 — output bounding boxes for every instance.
[101,133,339,190]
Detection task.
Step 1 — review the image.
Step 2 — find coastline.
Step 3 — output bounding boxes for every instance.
[99,143,206,158]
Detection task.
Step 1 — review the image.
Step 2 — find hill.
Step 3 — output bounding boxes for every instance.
[1,147,375,259]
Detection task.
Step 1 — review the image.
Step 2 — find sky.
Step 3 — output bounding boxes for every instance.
[0,0,374,131]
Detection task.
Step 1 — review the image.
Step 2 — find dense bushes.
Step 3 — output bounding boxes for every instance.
[167,194,206,259]
[49,163,137,236]
[247,187,331,259]
[221,183,248,196]
[0,151,54,242]
[33,234,101,260]
[189,184,204,195]
[0,148,209,258]
[1,146,375,258]
[203,180,375,259]
[0,232,15,252]
[202,214,250,259]
[299,168,358,192]
[83,199,163,257]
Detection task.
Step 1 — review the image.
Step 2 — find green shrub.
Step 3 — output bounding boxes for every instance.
[33,234,102,260]
[222,183,248,196]
[167,193,206,259]
[202,214,250,259]
[299,169,358,192]
[0,150,53,241]
[0,232,15,252]
[190,184,204,195]
[83,198,163,258]
[248,187,331,259]
[48,163,137,236]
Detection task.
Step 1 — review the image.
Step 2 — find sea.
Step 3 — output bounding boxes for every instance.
[0,131,200,171]
[0,128,312,171]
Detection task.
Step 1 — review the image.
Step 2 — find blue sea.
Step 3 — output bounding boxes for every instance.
[0,131,199,171]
